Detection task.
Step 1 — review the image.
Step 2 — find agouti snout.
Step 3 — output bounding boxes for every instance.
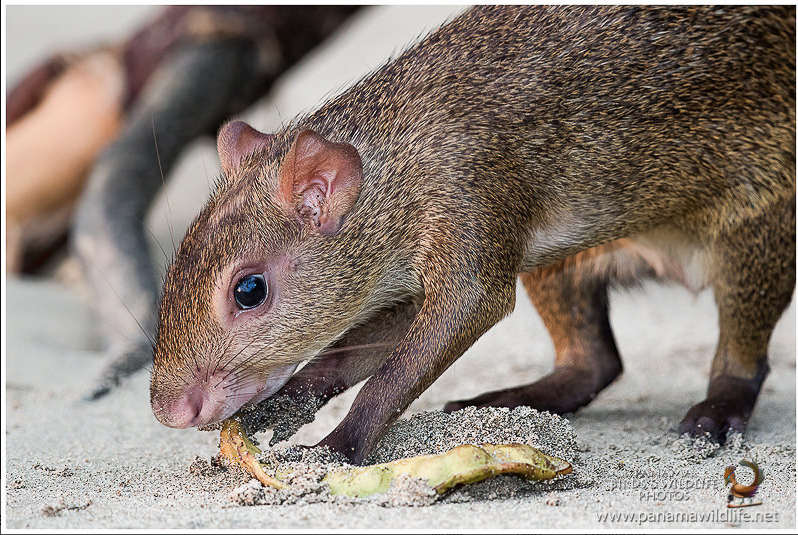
[151,5,795,464]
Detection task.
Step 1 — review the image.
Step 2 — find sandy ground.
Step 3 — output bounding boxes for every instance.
[4,5,797,530]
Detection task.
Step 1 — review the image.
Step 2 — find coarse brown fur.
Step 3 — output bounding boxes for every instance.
[151,6,795,464]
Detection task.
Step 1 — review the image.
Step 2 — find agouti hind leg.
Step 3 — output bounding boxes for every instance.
[679,196,795,442]
[444,257,623,414]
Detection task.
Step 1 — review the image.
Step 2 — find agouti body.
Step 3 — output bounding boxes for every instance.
[150,5,796,464]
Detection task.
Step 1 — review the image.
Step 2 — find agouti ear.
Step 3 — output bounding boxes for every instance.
[278,129,363,235]
[217,120,275,176]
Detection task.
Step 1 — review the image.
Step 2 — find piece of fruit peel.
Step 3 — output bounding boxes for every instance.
[324,443,572,497]
[219,419,285,489]
[218,419,572,498]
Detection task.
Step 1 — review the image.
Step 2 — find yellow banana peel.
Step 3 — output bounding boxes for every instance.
[218,419,571,498]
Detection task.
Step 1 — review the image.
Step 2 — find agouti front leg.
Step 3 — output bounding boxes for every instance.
[240,300,420,444]
[317,267,517,464]
[445,258,623,414]
[679,197,795,441]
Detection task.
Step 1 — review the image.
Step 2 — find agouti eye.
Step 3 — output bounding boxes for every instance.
[234,274,267,310]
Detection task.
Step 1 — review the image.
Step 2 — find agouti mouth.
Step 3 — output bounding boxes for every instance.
[152,363,299,429]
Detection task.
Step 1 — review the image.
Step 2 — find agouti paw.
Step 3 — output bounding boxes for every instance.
[678,397,751,443]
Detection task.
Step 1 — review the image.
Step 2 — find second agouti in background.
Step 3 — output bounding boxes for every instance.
[149,5,795,464]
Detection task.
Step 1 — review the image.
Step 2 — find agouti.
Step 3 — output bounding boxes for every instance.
[149,5,795,464]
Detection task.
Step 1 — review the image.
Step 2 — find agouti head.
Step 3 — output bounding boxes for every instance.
[150,120,368,428]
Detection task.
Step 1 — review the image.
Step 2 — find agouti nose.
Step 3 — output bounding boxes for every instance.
[162,387,205,428]
[151,370,268,429]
